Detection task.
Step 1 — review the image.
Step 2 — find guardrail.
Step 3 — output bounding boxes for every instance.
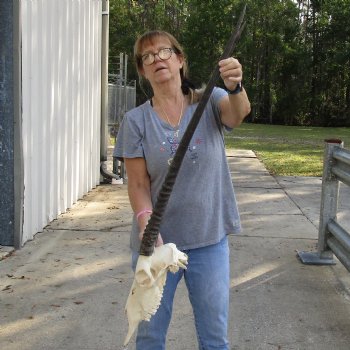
[298,140,350,271]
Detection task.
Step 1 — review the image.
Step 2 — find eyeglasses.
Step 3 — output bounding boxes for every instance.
[141,48,174,66]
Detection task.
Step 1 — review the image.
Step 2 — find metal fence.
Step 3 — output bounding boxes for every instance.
[298,140,350,271]
[107,81,136,182]
[108,53,136,137]
[108,81,136,136]
[106,54,136,181]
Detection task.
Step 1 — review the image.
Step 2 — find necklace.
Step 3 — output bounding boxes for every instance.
[158,96,184,130]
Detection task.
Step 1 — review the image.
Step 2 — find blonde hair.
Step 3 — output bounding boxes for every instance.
[134,30,203,103]
[134,30,188,78]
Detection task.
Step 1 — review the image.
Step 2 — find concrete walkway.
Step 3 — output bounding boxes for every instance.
[1,150,350,350]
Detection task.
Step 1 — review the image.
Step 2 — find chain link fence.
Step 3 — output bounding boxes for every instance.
[108,79,136,138]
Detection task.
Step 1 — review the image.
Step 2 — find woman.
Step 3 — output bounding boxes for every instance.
[115,30,251,350]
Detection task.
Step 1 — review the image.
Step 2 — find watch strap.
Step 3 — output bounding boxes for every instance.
[226,82,242,95]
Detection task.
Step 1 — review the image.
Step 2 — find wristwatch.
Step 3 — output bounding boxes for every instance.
[226,82,242,95]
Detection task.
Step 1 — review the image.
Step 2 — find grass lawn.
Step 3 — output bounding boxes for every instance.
[225,123,350,177]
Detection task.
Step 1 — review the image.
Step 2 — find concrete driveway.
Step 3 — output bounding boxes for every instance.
[1,150,350,350]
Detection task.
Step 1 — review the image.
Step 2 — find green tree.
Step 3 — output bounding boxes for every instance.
[181,0,240,87]
[109,0,350,126]
[293,0,350,126]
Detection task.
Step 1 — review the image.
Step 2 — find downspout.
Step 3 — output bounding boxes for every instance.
[100,0,119,181]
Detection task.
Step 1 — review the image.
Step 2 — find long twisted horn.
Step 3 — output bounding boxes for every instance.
[140,5,247,256]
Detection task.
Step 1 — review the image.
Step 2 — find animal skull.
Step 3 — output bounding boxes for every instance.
[124,243,188,346]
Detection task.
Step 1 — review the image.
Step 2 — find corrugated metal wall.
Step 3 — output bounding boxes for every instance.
[21,0,102,244]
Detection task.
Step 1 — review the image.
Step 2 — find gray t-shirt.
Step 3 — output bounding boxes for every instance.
[114,87,241,252]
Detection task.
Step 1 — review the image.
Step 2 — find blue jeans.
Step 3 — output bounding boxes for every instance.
[131,236,230,350]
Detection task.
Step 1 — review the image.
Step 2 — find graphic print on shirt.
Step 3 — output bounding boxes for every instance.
[160,130,201,165]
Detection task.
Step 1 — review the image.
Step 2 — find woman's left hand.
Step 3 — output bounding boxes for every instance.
[219,57,243,91]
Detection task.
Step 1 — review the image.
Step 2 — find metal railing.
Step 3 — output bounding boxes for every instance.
[298,140,350,271]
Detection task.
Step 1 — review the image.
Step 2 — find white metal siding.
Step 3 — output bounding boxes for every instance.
[21,0,102,244]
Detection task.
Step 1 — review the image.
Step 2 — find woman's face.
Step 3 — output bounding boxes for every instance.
[139,36,183,87]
